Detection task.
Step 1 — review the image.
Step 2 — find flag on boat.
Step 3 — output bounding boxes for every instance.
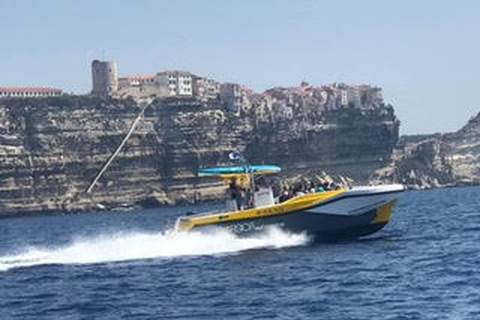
[228,150,243,161]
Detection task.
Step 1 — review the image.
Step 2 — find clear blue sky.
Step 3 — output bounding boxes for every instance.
[1,0,479,134]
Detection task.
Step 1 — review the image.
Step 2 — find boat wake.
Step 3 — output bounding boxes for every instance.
[0,227,310,272]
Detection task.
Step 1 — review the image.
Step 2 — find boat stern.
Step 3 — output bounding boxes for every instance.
[175,217,194,231]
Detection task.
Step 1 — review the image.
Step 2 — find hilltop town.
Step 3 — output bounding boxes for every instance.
[90,60,387,119]
[1,60,388,122]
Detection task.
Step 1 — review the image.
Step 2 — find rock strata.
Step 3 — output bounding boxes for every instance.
[0,85,399,217]
[372,112,480,189]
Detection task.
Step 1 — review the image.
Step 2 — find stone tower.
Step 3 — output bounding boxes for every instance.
[91,60,118,96]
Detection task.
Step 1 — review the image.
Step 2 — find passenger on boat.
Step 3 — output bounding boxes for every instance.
[294,184,305,196]
[228,179,244,210]
[279,186,290,203]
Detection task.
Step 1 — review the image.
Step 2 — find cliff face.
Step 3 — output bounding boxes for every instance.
[372,112,480,189]
[0,89,399,216]
[445,113,480,183]
[246,107,398,180]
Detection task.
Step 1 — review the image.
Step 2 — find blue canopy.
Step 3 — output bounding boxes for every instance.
[199,164,281,176]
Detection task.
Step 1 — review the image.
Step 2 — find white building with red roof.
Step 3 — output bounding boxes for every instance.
[97,60,227,102]
[117,74,156,89]
[115,68,221,101]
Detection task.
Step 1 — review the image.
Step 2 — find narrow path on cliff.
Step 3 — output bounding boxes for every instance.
[85,103,150,193]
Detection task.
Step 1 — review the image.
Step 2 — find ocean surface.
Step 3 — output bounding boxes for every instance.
[1,187,480,320]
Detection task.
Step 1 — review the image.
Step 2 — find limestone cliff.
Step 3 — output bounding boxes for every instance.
[372,112,480,189]
[445,112,480,184]
[0,87,399,216]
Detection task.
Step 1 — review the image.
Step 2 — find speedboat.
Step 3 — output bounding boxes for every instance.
[175,164,404,241]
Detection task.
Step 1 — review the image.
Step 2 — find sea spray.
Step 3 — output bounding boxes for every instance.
[0,227,310,272]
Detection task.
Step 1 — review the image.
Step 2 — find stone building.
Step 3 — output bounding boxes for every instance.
[339,86,361,108]
[91,60,118,96]
[0,86,62,98]
[252,94,274,123]
[272,100,294,121]
[90,59,226,102]
[219,83,242,112]
[115,68,221,102]
[116,74,170,100]
[118,74,156,88]
[357,85,384,109]
[193,77,220,101]
[156,70,194,96]
[239,86,253,113]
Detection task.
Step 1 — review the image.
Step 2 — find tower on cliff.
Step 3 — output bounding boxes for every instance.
[91,60,118,96]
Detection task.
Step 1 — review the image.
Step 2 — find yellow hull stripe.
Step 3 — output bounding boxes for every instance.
[176,189,345,231]
[371,200,397,224]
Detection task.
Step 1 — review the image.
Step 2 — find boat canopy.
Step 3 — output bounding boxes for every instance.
[199,165,281,176]
[199,165,281,188]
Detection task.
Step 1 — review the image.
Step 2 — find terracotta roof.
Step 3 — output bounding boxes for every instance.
[118,74,155,80]
[157,69,195,76]
[0,86,62,92]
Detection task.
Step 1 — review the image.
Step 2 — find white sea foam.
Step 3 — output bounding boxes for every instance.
[0,227,309,272]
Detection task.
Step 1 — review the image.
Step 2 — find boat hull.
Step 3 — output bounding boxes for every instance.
[194,200,395,241]
[176,184,404,241]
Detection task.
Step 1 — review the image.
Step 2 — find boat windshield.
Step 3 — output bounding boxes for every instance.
[199,164,281,211]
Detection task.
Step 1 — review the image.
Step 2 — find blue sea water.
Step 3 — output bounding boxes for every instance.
[1,187,480,320]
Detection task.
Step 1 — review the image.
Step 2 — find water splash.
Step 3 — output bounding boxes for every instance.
[0,227,309,272]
